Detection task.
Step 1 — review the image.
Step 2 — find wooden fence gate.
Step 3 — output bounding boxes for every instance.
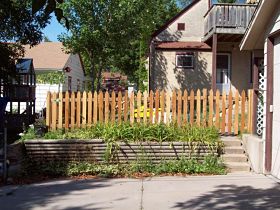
[46,89,254,135]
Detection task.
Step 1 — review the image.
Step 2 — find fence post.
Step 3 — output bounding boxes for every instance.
[160,90,165,123]
[149,91,154,124]
[76,91,81,128]
[203,89,207,126]
[221,91,226,134]
[215,90,220,130]
[124,91,128,122]
[98,91,104,123]
[93,91,98,124]
[165,92,171,125]
[155,90,159,124]
[137,91,142,123]
[177,90,182,126]
[172,90,177,123]
[196,89,201,126]
[183,90,188,124]
[241,90,246,133]
[71,92,76,129]
[87,92,92,127]
[51,92,57,131]
[228,90,233,135]
[190,90,194,125]
[104,91,109,123]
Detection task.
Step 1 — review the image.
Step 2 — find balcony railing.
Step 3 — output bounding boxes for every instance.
[204,3,257,40]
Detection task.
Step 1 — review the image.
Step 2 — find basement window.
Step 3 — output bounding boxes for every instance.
[176,54,194,68]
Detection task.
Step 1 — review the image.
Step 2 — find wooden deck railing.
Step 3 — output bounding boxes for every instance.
[204,3,256,37]
[46,89,254,135]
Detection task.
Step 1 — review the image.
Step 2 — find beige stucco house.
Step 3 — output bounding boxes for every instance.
[149,0,256,94]
[240,0,280,179]
[24,42,86,111]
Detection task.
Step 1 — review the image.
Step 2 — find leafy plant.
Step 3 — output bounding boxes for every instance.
[36,71,66,84]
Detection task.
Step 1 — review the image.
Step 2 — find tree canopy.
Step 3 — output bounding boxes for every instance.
[59,0,179,91]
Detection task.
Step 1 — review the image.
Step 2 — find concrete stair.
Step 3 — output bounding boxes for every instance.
[221,137,251,173]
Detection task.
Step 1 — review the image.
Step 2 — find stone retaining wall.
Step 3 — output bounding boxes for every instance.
[24,140,219,163]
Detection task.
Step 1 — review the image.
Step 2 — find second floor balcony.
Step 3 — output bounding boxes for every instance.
[203,3,257,42]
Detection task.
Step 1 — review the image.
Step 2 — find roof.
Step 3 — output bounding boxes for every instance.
[16,59,34,74]
[151,0,201,38]
[155,41,211,50]
[240,0,279,50]
[24,42,70,70]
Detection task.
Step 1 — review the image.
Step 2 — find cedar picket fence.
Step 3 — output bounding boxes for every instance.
[46,89,254,135]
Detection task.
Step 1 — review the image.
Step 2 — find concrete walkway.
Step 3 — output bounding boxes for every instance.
[0,173,279,210]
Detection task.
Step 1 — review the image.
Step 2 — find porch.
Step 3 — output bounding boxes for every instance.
[203,3,257,42]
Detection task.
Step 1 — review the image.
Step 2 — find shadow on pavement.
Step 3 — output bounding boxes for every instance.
[0,178,112,210]
[173,184,280,210]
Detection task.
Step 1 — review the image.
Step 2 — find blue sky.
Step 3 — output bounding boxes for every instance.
[43,0,247,41]
[43,15,67,41]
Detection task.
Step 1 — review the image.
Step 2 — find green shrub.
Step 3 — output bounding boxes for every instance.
[21,122,220,144]
[21,155,226,178]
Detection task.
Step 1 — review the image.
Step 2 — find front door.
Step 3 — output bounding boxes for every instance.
[216,53,231,94]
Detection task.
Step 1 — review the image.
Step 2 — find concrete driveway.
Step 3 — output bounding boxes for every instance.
[0,173,279,210]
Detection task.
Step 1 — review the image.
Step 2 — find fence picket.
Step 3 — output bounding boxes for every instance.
[190,90,194,125]
[183,90,188,124]
[111,91,116,123]
[65,91,70,130]
[241,90,246,133]
[221,91,226,134]
[172,90,177,123]
[143,91,148,123]
[58,92,63,129]
[149,91,154,124]
[82,91,87,128]
[166,92,171,125]
[208,90,213,127]
[71,92,75,129]
[93,91,98,124]
[130,92,135,124]
[76,91,81,128]
[196,90,201,126]
[155,90,159,124]
[98,91,103,123]
[105,91,109,123]
[215,90,220,129]
[234,91,239,135]
[51,92,57,130]
[160,91,165,123]
[87,92,92,126]
[203,89,207,126]
[118,91,122,124]
[124,91,128,122]
[46,92,51,127]
[137,91,142,123]
[228,91,233,135]
[177,90,182,126]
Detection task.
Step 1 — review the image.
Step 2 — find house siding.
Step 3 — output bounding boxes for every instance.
[151,50,212,92]
[63,54,85,92]
[154,0,208,42]
[262,2,280,179]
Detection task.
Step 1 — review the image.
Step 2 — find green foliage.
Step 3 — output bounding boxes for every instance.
[21,155,226,178]
[22,122,220,144]
[36,71,66,84]
[59,0,179,91]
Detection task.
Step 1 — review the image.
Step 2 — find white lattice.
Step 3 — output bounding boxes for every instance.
[257,59,265,136]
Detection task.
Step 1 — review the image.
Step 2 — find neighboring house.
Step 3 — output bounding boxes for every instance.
[24,42,85,112]
[240,0,280,179]
[149,0,256,94]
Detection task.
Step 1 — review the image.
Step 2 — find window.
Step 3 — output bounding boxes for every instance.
[68,76,72,91]
[77,79,80,91]
[176,54,194,68]
[177,23,185,31]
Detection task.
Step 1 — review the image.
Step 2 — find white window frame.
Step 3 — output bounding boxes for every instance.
[176,54,194,68]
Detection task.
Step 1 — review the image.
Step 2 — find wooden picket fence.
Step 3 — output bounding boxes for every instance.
[46,89,254,135]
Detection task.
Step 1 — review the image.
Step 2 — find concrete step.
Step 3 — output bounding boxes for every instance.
[224,146,245,155]
[222,154,248,162]
[226,162,251,172]
[222,139,242,147]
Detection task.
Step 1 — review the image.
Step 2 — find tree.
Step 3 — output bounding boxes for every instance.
[44,36,52,42]
[0,0,51,78]
[60,0,179,91]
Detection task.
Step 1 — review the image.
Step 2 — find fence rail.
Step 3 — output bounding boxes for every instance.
[46,89,254,135]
